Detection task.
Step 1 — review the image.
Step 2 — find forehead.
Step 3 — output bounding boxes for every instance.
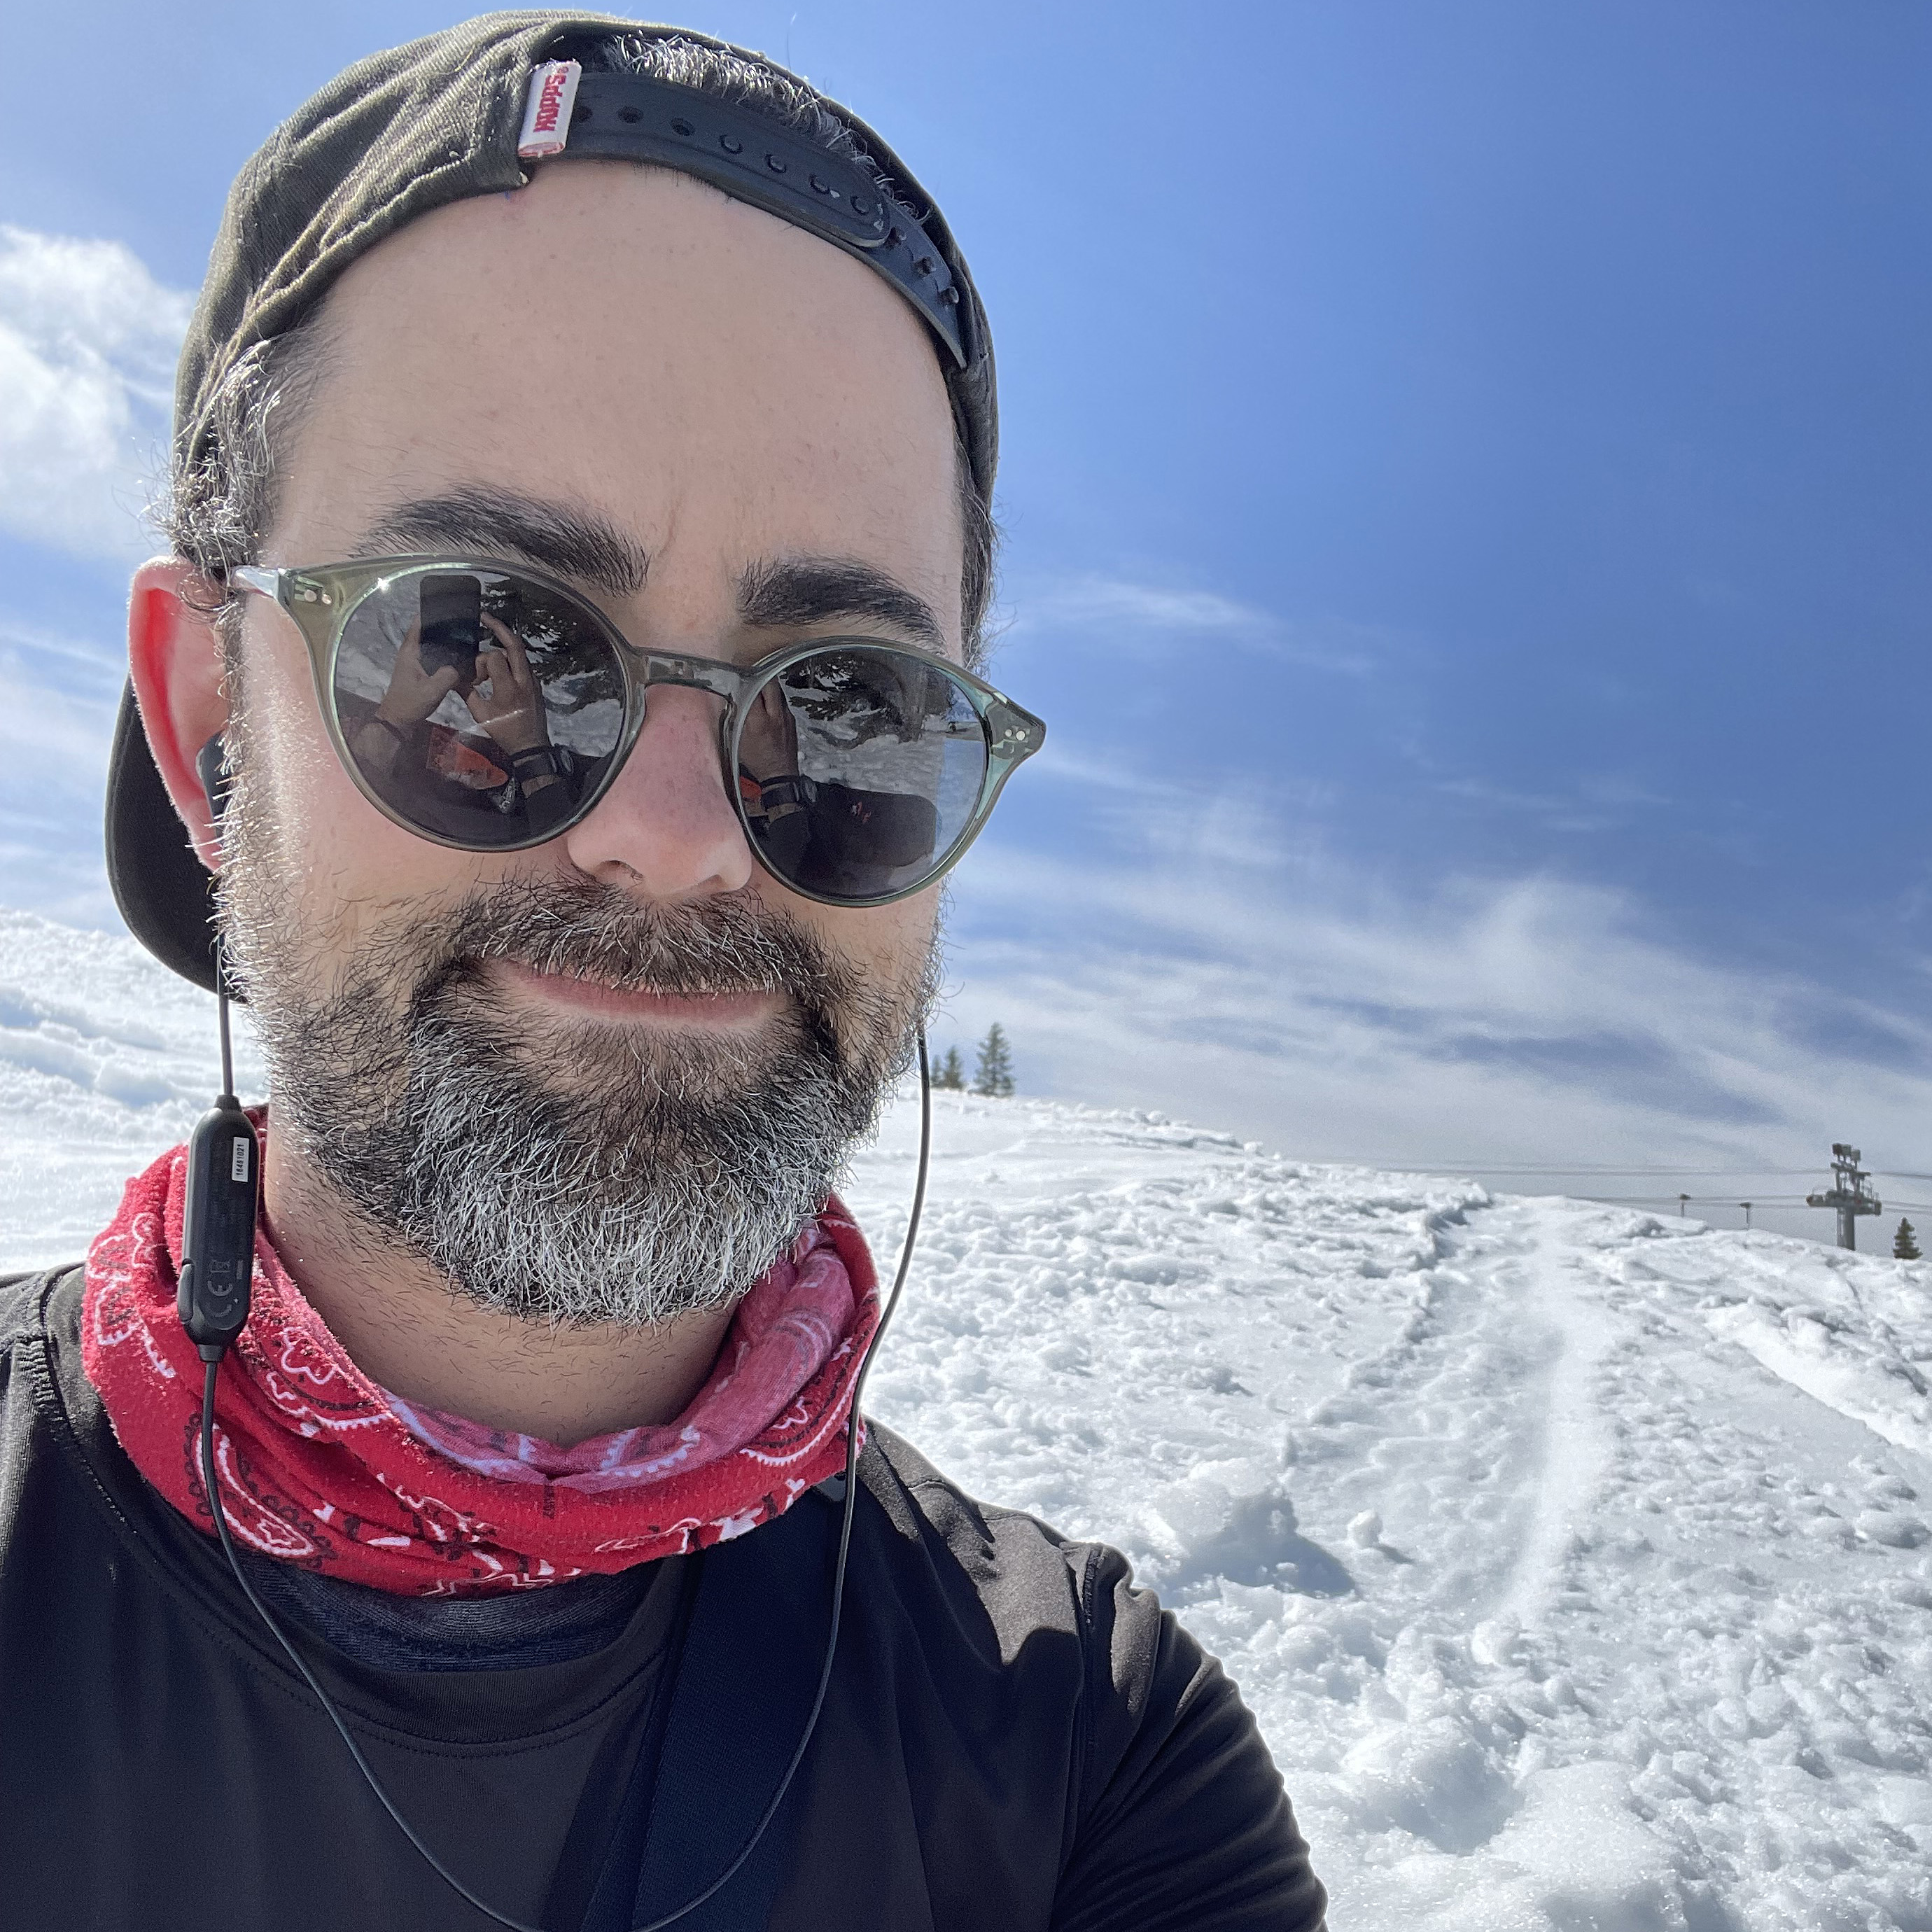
[272,161,962,628]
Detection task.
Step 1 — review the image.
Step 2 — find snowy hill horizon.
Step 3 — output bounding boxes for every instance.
[2,906,1928,1930]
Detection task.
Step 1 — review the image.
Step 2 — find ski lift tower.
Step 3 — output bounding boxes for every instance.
[1806,1143,1883,1251]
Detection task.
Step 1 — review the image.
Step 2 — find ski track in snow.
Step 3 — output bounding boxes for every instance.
[1,909,1929,1930]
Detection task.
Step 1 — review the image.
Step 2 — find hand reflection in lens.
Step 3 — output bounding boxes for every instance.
[375,620,463,731]
[465,615,552,760]
[351,612,558,796]
[738,678,802,802]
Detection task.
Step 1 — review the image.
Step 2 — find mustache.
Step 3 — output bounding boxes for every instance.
[379,876,855,1011]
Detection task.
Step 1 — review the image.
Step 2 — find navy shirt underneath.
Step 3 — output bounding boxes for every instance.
[246,1550,658,1671]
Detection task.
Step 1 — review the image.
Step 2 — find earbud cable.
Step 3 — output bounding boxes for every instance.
[197,1021,933,1932]
[216,974,237,1102]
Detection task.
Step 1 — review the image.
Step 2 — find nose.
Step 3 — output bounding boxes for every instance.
[559,684,756,899]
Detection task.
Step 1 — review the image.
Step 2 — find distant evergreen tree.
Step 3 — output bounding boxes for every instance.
[972,1023,1014,1098]
[932,1046,965,1091]
[1895,1217,1921,1261]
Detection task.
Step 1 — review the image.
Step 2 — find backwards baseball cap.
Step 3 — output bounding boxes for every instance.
[108,10,997,994]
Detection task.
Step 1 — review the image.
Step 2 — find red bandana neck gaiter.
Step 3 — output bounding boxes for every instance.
[81,1124,878,1595]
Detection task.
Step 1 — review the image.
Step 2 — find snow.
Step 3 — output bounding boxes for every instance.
[3,906,1929,1930]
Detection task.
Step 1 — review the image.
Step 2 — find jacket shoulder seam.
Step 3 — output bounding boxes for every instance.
[0,1266,75,1354]
[899,1473,1041,1525]
[1072,1541,1103,1839]
[16,1270,153,1558]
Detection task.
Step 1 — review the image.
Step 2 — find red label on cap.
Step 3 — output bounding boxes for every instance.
[517,59,581,160]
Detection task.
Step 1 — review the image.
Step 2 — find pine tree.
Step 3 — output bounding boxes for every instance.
[932,1046,965,1091]
[1895,1218,1921,1261]
[973,1023,1014,1098]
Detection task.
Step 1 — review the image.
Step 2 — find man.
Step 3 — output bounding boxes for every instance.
[0,16,1326,1928]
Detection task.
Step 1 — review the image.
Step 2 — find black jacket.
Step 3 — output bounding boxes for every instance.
[0,1266,1326,1930]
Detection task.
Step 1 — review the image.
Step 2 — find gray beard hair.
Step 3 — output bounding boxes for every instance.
[219,836,934,1327]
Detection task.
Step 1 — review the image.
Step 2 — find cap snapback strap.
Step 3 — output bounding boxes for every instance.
[517,62,968,367]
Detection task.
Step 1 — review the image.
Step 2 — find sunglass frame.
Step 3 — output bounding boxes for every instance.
[232,554,1045,908]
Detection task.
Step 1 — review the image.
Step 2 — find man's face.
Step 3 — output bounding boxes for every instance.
[219,162,963,1323]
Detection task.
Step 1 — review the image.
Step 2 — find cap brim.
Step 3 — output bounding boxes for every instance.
[106,682,225,997]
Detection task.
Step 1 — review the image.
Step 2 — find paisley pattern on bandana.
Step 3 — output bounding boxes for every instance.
[81,1120,877,1595]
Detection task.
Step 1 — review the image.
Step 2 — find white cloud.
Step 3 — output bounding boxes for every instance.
[0,226,192,561]
[938,816,1932,1223]
[0,617,123,924]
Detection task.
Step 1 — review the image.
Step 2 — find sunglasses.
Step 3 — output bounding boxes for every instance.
[232,556,1044,908]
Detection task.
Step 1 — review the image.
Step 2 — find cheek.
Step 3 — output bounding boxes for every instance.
[787,886,939,993]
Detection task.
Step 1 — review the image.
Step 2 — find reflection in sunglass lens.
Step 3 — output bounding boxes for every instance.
[331,568,626,848]
[737,645,988,900]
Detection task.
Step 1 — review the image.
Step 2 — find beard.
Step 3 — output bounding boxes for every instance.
[217,795,935,1328]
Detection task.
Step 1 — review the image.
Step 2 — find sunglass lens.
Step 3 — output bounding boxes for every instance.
[738,645,988,900]
[332,569,625,847]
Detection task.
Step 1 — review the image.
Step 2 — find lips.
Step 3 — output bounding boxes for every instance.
[493,958,780,1026]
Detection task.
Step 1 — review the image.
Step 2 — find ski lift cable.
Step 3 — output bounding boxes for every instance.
[1310,1161,1932,1180]
[1569,1194,1932,1213]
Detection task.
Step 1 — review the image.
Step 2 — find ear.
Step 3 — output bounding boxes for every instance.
[127,557,232,869]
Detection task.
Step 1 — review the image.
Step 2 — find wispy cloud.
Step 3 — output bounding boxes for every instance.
[1028,578,1278,636]
[0,225,192,562]
[1000,573,1390,674]
[1431,771,1675,836]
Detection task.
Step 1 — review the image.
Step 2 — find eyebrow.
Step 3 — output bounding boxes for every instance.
[736,556,946,653]
[351,486,650,598]
[349,493,946,652]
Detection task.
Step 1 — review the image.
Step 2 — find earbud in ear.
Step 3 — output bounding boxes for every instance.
[195,733,232,830]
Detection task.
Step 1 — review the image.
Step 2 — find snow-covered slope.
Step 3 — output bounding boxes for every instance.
[3,909,1928,1931]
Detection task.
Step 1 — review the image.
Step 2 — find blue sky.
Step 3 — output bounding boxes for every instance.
[4,1,1931,1236]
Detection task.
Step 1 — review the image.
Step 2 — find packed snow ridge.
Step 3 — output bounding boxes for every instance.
[1,908,1928,1932]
